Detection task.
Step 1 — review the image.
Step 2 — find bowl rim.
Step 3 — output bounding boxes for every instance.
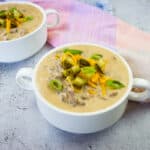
[33,42,133,116]
[0,1,46,43]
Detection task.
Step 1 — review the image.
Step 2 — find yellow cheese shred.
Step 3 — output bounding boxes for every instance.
[88,89,96,95]
[99,75,110,96]
[73,55,82,62]
[91,73,99,83]
[101,84,106,96]
[6,19,11,33]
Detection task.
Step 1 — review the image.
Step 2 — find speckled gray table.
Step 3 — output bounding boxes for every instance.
[1,0,150,150]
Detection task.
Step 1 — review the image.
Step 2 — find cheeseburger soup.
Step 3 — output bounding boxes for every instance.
[36,45,129,113]
[0,3,43,41]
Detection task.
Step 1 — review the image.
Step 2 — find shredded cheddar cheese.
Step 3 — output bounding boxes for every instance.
[91,73,99,83]
[88,89,96,95]
[101,84,106,96]
[99,75,110,96]
[74,55,82,62]
[6,19,11,33]
[88,81,97,88]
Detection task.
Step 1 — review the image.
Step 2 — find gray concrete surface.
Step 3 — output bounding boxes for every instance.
[1,0,150,150]
[111,0,150,32]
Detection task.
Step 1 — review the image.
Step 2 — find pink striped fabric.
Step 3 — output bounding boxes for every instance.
[31,0,116,47]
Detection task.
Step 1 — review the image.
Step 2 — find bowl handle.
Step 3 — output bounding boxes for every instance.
[16,68,33,91]
[46,9,60,28]
[128,78,150,102]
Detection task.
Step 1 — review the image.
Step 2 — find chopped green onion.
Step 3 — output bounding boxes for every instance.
[81,66,96,74]
[24,16,33,21]
[18,16,33,23]
[70,65,81,75]
[64,49,82,55]
[91,54,103,60]
[81,66,96,78]
[72,77,86,88]
[95,64,103,74]
[0,10,7,18]
[9,7,23,19]
[48,79,63,91]
[62,57,74,69]
[106,80,125,89]
[97,59,105,68]
[79,58,90,67]
[95,59,105,74]
[0,18,5,27]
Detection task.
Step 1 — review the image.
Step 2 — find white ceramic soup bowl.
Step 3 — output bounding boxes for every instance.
[16,43,150,134]
[0,1,60,63]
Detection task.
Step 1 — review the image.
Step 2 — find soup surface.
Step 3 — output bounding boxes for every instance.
[0,4,43,41]
[36,45,129,113]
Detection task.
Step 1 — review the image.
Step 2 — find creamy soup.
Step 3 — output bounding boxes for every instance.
[0,4,43,41]
[36,45,129,113]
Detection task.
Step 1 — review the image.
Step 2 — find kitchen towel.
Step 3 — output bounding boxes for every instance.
[31,0,150,80]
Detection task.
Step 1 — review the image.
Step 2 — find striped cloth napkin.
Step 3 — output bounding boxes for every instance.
[31,0,150,81]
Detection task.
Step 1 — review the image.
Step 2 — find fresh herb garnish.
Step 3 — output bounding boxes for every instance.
[49,79,63,91]
[81,66,96,78]
[91,54,103,60]
[0,7,33,33]
[64,49,82,55]
[106,80,125,89]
